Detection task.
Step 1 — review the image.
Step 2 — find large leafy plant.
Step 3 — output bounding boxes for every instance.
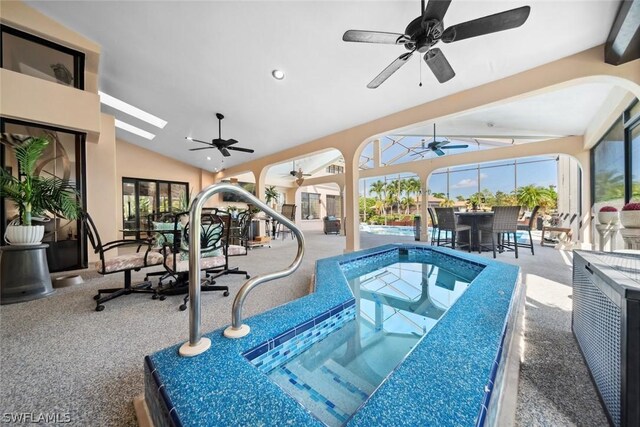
[0,137,79,226]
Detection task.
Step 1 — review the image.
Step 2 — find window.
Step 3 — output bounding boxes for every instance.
[326,165,344,174]
[301,192,320,220]
[326,194,342,218]
[1,25,84,89]
[593,118,625,206]
[631,124,640,201]
[122,178,188,237]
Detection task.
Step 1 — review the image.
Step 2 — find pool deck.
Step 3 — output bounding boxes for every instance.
[142,244,520,426]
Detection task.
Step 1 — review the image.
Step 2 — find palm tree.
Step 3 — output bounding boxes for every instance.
[405,178,422,213]
[0,137,79,225]
[369,180,387,215]
[517,185,551,211]
[439,197,455,207]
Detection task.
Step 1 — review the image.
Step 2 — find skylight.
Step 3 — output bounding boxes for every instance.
[99,91,167,129]
[114,119,155,140]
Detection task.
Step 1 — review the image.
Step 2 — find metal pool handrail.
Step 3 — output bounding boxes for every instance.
[178,183,305,357]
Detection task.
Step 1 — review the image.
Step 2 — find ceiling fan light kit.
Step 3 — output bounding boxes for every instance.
[343,0,530,88]
[186,113,255,158]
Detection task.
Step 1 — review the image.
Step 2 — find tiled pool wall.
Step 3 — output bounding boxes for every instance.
[245,299,357,373]
[340,246,485,284]
[143,244,520,427]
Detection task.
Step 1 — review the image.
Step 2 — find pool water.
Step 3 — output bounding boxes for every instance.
[266,259,472,426]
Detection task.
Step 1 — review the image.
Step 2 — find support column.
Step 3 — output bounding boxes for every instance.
[254,168,266,237]
[345,149,360,252]
[420,175,429,242]
[575,151,593,246]
[373,139,381,168]
[341,184,347,236]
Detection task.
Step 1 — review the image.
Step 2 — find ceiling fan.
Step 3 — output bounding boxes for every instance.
[342,0,531,88]
[286,161,311,179]
[411,124,468,157]
[186,113,254,157]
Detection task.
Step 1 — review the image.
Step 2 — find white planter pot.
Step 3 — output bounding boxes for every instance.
[597,211,619,225]
[620,211,640,228]
[4,225,45,245]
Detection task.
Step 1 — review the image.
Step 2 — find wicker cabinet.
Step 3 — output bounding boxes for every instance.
[572,251,640,427]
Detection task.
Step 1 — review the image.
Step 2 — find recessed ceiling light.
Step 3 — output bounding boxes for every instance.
[114,119,155,140]
[206,156,211,161]
[99,91,167,129]
[185,137,193,141]
[271,69,285,80]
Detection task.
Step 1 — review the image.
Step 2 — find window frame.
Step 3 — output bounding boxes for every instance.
[300,192,321,220]
[0,24,85,90]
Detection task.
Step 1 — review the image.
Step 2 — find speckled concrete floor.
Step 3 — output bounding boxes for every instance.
[0,230,607,426]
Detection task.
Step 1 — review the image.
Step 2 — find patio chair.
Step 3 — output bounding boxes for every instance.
[323,216,341,234]
[82,212,164,311]
[434,207,471,252]
[275,204,296,239]
[427,207,449,244]
[541,213,576,247]
[144,212,179,283]
[207,208,251,281]
[157,211,230,309]
[516,205,540,255]
[478,206,521,258]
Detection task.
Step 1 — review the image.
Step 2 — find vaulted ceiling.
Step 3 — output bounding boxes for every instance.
[27,1,621,172]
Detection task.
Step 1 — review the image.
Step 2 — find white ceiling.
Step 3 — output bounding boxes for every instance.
[396,82,618,138]
[26,0,620,172]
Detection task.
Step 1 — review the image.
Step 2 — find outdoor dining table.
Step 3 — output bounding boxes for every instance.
[454,211,494,252]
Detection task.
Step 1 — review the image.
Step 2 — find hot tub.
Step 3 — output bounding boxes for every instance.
[140,244,523,426]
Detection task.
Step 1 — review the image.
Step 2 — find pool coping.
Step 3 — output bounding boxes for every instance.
[140,243,521,427]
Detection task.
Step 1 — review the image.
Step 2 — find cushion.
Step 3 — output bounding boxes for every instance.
[169,255,226,273]
[96,251,164,274]
[153,221,180,247]
[227,244,247,256]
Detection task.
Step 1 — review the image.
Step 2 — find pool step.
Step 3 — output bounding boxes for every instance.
[269,357,375,427]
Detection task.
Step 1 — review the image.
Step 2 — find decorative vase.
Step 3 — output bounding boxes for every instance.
[620,211,640,228]
[4,225,45,245]
[597,211,619,225]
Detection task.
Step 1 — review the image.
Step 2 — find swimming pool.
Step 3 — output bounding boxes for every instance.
[360,224,531,243]
[141,244,522,427]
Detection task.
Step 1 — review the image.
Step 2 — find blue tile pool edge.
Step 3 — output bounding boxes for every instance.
[144,244,520,427]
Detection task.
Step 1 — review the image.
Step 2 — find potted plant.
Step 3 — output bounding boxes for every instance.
[0,137,79,245]
[597,206,619,225]
[265,186,279,209]
[620,202,640,228]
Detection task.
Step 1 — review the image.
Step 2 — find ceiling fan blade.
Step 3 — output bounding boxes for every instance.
[424,48,455,83]
[219,147,231,157]
[423,0,452,21]
[226,146,255,153]
[441,6,531,43]
[343,30,410,45]
[226,139,239,146]
[367,51,414,89]
[440,145,469,149]
[434,148,446,156]
[189,146,215,151]
[187,138,213,146]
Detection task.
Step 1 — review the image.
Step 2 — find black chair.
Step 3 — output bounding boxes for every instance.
[207,208,252,282]
[144,212,178,283]
[323,216,341,234]
[478,206,521,258]
[428,207,451,245]
[82,212,164,311]
[434,207,471,252]
[276,204,296,239]
[157,211,230,310]
[516,205,540,255]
